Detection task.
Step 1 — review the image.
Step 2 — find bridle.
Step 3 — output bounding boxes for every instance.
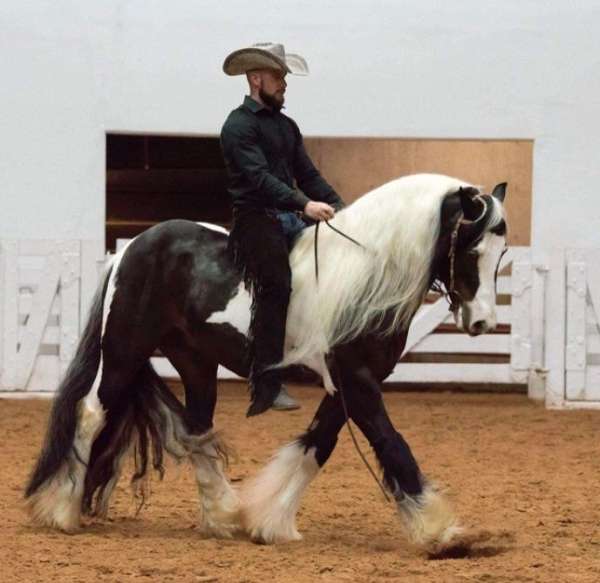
[439,194,488,314]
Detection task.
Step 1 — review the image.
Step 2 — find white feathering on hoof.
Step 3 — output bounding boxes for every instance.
[397,485,463,554]
[189,431,241,539]
[240,441,319,544]
[26,458,82,532]
[27,396,107,532]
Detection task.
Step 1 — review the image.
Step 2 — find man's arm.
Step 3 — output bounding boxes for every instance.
[291,123,345,212]
[221,115,310,212]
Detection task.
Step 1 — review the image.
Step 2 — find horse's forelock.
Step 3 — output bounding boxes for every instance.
[456,193,506,250]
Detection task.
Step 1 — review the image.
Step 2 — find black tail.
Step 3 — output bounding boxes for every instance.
[25,264,113,498]
[82,361,190,515]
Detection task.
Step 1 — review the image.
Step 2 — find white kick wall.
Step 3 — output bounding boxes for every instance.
[1,1,600,251]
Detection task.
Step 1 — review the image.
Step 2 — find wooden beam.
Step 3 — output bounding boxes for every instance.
[107,169,227,194]
[388,363,522,384]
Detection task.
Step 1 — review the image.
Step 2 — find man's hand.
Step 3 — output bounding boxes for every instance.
[304,201,335,222]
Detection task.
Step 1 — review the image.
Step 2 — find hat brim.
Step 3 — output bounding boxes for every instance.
[223,48,309,76]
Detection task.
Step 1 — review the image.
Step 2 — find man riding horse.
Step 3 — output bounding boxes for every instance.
[24,41,510,553]
[221,43,345,416]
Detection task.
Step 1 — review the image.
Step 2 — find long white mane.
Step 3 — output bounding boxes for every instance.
[281,173,474,368]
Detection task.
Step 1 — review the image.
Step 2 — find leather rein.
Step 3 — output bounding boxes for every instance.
[313,220,366,283]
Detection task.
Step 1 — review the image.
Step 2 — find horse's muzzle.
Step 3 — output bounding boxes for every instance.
[468,319,490,336]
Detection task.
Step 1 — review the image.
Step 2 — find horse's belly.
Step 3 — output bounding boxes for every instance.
[204,282,322,375]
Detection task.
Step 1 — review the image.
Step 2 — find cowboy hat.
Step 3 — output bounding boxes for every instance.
[223,42,309,76]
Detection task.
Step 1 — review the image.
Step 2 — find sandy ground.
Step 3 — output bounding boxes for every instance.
[2,382,600,583]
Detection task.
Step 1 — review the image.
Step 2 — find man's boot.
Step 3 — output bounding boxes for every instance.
[272,386,301,411]
[247,369,284,417]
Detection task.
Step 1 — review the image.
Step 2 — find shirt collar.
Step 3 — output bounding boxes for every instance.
[243,95,266,113]
[242,95,285,115]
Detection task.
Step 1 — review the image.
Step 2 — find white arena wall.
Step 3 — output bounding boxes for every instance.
[1,1,600,407]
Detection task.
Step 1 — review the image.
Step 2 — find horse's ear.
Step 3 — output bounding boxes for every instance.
[458,186,483,220]
[491,182,507,202]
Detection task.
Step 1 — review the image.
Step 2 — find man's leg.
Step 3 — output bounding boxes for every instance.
[247,236,292,416]
[231,210,296,417]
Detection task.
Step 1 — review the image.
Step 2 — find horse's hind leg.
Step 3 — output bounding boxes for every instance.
[79,356,139,516]
[161,335,240,538]
[241,393,345,543]
[29,340,145,532]
[30,363,108,531]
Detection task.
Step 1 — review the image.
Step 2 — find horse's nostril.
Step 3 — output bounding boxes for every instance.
[470,320,487,335]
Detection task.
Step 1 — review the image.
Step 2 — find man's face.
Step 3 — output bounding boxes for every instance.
[257,69,287,109]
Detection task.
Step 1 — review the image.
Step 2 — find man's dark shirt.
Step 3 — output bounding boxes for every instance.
[220,96,343,213]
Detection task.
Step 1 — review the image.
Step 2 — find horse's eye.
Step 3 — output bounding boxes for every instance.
[467,249,479,257]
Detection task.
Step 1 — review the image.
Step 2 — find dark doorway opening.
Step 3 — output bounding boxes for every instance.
[106,134,230,252]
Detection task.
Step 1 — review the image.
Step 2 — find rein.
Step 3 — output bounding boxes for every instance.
[310,194,488,504]
[312,220,391,503]
[313,220,366,283]
[443,212,464,314]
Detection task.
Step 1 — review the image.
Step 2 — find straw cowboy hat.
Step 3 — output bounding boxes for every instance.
[223,42,309,76]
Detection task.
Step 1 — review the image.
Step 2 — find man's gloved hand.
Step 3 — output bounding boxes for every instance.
[304,201,335,222]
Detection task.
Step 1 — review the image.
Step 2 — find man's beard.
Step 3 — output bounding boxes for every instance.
[259,88,284,111]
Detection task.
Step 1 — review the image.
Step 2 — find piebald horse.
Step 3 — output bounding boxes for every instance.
[25,174,507,554]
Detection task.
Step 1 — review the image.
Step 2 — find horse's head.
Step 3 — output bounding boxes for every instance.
[437,183,508,336]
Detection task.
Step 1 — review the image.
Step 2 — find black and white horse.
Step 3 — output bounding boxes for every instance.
[25,174,507,554]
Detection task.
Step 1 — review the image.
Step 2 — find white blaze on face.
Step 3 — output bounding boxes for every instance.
[463,232,506,335]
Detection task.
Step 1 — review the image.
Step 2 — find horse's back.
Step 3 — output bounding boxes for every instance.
[121,219,229,269]
[111,220,241,320]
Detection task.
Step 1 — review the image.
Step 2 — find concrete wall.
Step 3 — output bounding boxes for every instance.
[1,1,599,251]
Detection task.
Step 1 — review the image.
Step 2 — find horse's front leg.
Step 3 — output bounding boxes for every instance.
[240,392,346,543]
[331,350,462,554]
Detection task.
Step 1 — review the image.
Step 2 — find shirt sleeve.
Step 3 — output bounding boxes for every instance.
[291,121,345,211]
[220,115,310,212]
